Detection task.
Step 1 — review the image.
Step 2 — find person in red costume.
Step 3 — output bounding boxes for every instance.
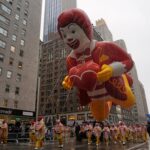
[57,8,135,121]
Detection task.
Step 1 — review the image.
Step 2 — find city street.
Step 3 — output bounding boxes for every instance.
[0,139,149,150]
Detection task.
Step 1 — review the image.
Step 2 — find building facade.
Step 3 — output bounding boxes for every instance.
[0,0,42,121]
[43,0,76,42]
[129,66,148,122]
[95,19,113,41]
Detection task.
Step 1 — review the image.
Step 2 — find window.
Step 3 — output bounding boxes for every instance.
[16,4,21,11]
[15,87,20,95]
[0,40,6,48]
[0,15,9,24]
[5,84,10,92]
[21,29,26,36]
[0,67,2,75]
[25,1,29,7]
[15,14,19,20]
[14,100,18,108]
[0,54,4,62]
[18,61,23,69]
[6,0,13,5]
[0,3,11,14]
[9,57,14,65]
[23,19,27,25]
[24,10,28,16]
[14,24,18,30]
[10,46,15,53]
[0,27,8,36]
[20,40,25,46]
[19,49,24,57]
[16,73,21,81]
[3,99,8,107]
[12,35,17,41]
[7,70,12,78]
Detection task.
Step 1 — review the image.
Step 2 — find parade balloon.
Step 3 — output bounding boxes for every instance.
[57,8,135,121]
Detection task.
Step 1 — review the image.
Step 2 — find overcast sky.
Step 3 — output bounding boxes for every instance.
[41,0,150,112]
[76,0,150,112]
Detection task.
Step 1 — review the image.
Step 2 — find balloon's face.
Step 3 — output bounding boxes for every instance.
[60,23,90,52]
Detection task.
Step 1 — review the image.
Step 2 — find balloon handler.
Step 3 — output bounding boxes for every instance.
[34,116,45,149]
[54,119,64,148]
[57,8,135,121]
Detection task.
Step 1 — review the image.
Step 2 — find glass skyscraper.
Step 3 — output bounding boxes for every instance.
[43,0,76,42]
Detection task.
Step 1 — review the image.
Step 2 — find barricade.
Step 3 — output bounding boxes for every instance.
[7,132,30,143]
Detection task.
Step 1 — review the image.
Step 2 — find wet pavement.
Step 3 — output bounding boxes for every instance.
[0,139,150,150]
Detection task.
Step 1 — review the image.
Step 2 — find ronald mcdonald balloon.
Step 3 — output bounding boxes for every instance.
[57,8,135,121]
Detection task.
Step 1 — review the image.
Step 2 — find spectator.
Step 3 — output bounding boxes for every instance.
[147,121,150,137]
[20,122,25,138]
[0,127,2,143]
[75,123,80,141]
[1,120,8,144]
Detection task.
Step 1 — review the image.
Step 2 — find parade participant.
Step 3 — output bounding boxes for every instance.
[86,122,93,145]
[136,124,142,143]
[116,123,121,143]
[103,124,110,146]
[128,125,134,142]
[119,121,127,145]
[131,125,137,143]
[1,120,8,144]
[54,119,64,148]
[64,125,70,143]
[93,123,102,146]
[29,121,36,144]
[79,123,85,141]
[141,123,148,142]
[110,124,118,144]
[52,126,57,141]
[34,116,45,150]
[57,8,135,122]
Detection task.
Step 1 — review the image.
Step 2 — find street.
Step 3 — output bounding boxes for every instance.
[0,139,149,150]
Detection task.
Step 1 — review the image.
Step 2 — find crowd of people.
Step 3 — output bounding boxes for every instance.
[0,118,150,149]
[74,121,149,147]
[40,120,150,148]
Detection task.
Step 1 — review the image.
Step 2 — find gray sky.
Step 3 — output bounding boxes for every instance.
[41,0,150,112]
[77,0,150,112]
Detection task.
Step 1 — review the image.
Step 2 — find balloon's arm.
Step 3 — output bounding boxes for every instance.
[96,42,134,82]
[97,64,113,82]
[103,42,133,72]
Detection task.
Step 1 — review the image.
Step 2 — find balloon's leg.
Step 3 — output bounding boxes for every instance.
[90,100,112,121]
[111,74,135,108]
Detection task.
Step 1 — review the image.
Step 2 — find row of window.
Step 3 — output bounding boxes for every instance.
[2,3,28,17]
[0,14,9,25]
[0,2,11,14]
[5,84,20,95]
[0,67,22,81]
[5,0,29,7]
[0,55,23,69]
[0,22,26,37]
[0,39,6,48]
[2,99,18,108]
[0,40,25,50]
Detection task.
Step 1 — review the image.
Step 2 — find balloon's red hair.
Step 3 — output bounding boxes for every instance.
[57,8,93,40]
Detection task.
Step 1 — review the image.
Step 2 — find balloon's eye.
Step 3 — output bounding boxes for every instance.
[72,30,75,34]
